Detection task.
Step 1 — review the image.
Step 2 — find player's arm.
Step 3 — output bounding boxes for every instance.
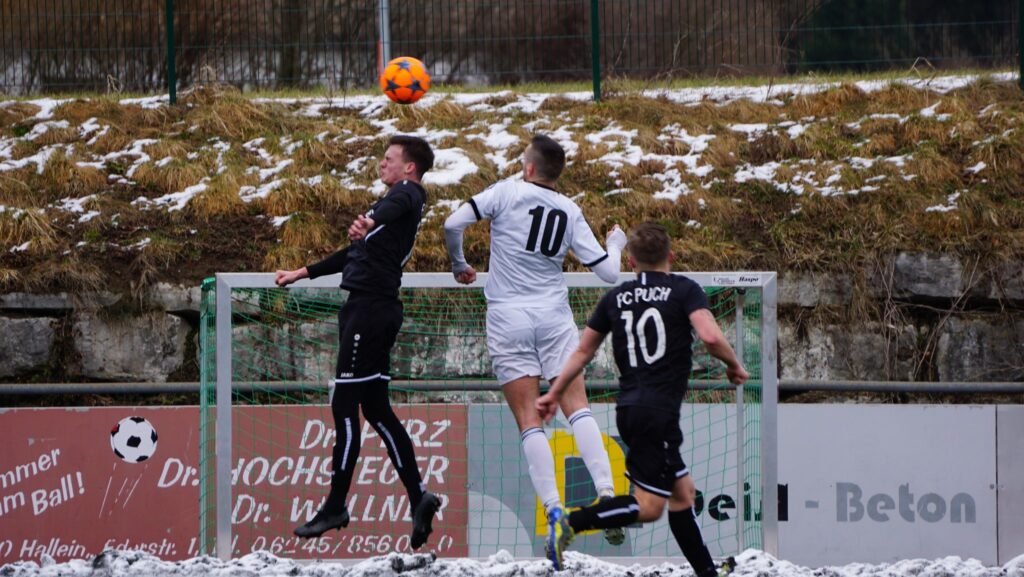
[689,308,749,385]
[536,327,607,422]
[276,246,352,286]
[571,213,626,283]
[590,225,626,282]
[350,187,416,240]
[443,202,480,284]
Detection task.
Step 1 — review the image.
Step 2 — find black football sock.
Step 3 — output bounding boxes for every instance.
[568,495,639,533]
[669,508,717,577]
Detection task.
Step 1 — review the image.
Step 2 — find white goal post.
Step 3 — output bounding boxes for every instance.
[204,271,778,562]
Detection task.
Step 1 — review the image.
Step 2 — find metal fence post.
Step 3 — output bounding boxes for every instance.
[590,0,601,101]
[378,0,392,76]
[166,0,177,104]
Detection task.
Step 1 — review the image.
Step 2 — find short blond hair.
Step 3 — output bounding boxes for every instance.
[627,222,671,266]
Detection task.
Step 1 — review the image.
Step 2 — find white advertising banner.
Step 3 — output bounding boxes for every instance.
[778,405,997,566]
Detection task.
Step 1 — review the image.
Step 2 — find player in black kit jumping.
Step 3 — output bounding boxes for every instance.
[275,135,441,549]
[536,222,749,575]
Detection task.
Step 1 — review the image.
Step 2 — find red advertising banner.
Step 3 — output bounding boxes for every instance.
[0,405,468,563]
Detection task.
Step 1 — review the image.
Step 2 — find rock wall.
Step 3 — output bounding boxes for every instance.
[0,284,198,382]
[1,255,1022,384]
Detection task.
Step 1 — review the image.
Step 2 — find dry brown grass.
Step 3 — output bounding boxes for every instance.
[183,88,274,140]
[25,257,104,293]
[2,75,1023,296]
[38,151,107,200]
[0,267,20,289]
[279,212,333,250]
[262,245,309,272]
[0,209,57,252]
[188,174,249,220]
[133,159,207,196]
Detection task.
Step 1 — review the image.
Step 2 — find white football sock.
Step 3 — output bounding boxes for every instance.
[568,408,615,495]
[520,427,562,512]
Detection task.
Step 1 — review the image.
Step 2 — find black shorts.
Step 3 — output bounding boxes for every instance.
[334,292,403,384]
[616,406,689,498]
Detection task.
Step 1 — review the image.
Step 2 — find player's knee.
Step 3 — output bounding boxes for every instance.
[669,492,695,510]
[360,399,396,424]
[670,476,698,509]
[636,501,664,522]
[508,404,541,430]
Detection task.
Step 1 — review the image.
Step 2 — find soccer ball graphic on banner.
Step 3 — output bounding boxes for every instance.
[379,56,431,104]
[110,416,158,463]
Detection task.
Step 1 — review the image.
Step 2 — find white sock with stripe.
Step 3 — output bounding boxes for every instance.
[521,427,562,512]
[568,408,615,495]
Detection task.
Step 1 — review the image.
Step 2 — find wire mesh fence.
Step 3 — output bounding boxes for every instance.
[0,0,1019,97]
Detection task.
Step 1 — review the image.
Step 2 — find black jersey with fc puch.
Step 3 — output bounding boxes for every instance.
[588,271,709,413]
[306,180,425,298]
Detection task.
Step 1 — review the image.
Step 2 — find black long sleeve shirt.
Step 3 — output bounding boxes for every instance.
[306,180,426,298]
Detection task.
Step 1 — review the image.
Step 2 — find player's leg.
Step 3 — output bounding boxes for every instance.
[555,373,625,546]
[539,306,621,544]
[294,298,365,538]
[355,296,440,549]
[568,406,673,530]
[502,375,561,510]
[487,307,563,512]
[357,298,425,505]
[548,406,669,568]
[489,306,570,566]
[668,475,723,577]
[555,373,615,496]
[665,424,725,577]
[506,375,573,569]
[362,381,441,549]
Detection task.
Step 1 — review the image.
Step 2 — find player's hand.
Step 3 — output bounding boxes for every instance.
[454,266,477,285]
[275,269,300,287]
[727,364,749,386]
[606,224,626,251]
[348,215,375,241]
[536,392,559,424]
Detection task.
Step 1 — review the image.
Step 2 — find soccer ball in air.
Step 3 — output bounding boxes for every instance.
[110,416,159,463]
[379,56,431,104]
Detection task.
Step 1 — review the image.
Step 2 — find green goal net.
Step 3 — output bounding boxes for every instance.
[198,272,778,562]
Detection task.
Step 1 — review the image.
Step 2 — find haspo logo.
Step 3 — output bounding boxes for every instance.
[711,274,761,286]
[837,482,976,523]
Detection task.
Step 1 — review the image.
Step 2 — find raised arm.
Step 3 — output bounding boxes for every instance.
[571,214,626,283]
[589,225,626,283]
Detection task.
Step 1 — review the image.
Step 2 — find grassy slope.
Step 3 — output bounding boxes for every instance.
[1,75,1022,303]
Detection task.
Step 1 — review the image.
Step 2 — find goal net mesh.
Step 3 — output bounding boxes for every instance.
[199,277,764,560]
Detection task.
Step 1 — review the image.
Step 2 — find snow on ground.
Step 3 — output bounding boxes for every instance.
[2,548,1022,577]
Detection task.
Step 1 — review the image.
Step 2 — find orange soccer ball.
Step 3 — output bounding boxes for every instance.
[379,56,431,104]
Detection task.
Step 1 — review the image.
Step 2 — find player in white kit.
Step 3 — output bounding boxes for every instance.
[443,134,628,563]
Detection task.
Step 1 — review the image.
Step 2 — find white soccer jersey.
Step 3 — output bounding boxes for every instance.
[467,178,609,308]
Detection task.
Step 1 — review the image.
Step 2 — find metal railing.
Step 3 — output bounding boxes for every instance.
[0,1,1019,100]
[2,380,1023,396]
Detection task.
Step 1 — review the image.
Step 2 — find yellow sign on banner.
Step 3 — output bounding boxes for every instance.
[534,430,628,536]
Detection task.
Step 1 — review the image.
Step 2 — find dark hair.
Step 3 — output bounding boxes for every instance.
[627,222,671,266]
[525,134,566,181]
[388,135,434,179]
